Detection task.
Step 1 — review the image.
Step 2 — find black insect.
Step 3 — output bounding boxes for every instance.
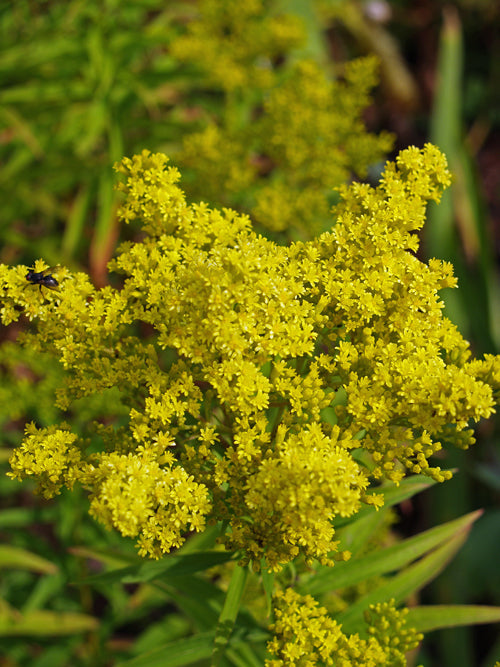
[25,267,59,294]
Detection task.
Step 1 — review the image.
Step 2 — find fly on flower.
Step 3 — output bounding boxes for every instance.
[25,266,59,294]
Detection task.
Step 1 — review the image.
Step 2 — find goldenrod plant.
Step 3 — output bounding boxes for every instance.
[2,147,500,664]
[2,2,499,664]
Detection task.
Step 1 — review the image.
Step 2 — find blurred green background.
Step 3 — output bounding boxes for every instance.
[1,1,499,665]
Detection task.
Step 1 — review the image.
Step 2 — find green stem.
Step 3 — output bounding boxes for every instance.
[211,562,249,665]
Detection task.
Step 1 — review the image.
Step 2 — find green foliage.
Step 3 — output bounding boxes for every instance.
[0,0,182,264]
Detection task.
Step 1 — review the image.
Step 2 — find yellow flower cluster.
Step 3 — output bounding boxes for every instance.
[179,55,393,236]
[8,423,83,499]
[4,146,500,569]
[365,600,424,666]
[233,424,368,568]
[266,589,420,666]
[87,448,211,560]
[312,144,497,482]
[252,57,394,233]
[171,0,392,237]
[170,0,304,92]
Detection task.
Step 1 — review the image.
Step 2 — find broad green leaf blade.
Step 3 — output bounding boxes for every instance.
[0,106,43,157]
[118,629,269,667]
[90,170,117,281]
[303,510,481,597]
[0,609,98,636]
[23,573,66,613]
[283,0,328,63]
[69,545,139,569]
[427,7,468,332]
[430,6,462,170]
[174,524,221,553]
[0,37,80,72]
[212,564,249,665]
[168,571,263,643]
[130,615,191,656]
[123,551,238,583]
[428,7,497,349]
[451,134,499,351]
[337,529,471,633]
[406,605,500,634]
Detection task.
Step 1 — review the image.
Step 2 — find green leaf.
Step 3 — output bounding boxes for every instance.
[125,551,238,583]
[69,545,139,569]
[303,510,481,597]
[0,545,58,574]
[0,106,44,157]
[116,631,216,667]
[79,550,236,586]
[427,7,468,333]
[0,37,80,73]
[22,574,67,614]
[0,609,98,636]
[334,474,438,528]
[89,170,117,280]
[430,7,462,164]
[337,526,473,633]
[282,0,328,63]
[260,562,275,617]
[175,524,221,553]
[62,184,92,259]
[225,639,267,667]
[76,100,108,157]
[118,627,267,667]
[163,574,225,631]
[336,505,389,557]
[406,605,500,633]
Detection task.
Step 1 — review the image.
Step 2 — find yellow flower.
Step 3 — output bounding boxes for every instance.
[3,145,500,567]
[87,449,212,559]
[266,590,419,665]
[8,423,85,499]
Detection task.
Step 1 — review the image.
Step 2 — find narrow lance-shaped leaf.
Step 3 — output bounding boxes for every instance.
[0,609,98,636]
[116,631,216,667]
[304,510,481,597]
[406,605,500,634]
[337,527,472,633]
[0,545,58,574]
[212,563,249,665]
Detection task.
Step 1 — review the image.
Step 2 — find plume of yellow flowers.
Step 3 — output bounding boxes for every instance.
[3,146,500,569]
[177,54,393,236]
[169,0,304,92]
[266,589,422,666]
